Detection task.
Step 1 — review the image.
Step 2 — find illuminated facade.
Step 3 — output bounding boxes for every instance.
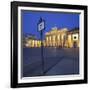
[45,27,79,48]
[24,27,79,48]
[23,34,41,47]
[45,27,68,47]
[66,29,79,48]
[25,39,41,47]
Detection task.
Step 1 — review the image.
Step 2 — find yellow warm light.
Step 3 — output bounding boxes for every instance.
[68,35,71,41]
[25,27,79,48]
[72,34,78,41]
[58,35,60,40]
[53,35,55,41]
[25,43,29,47]
[49,36,51,41]
[68,35,72,47]
[78,41,80,47]
[46,37,48,41]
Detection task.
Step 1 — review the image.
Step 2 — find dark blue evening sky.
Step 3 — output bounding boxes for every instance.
[21,10,79,39]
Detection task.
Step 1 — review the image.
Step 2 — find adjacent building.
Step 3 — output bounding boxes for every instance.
[23,34,41,47]
[66,28,79,48]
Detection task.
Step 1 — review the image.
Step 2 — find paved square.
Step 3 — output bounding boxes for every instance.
[23,47,79,77]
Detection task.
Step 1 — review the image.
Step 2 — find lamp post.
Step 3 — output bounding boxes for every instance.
[38,17,45,75]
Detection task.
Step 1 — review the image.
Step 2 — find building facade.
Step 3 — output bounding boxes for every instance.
[66,29,79,48]
[45,27,68,47]
[23,34,41,48]
[24,27,79,48]
[45,27,79,48]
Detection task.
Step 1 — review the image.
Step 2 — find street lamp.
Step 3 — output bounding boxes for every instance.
[37,17,45,75]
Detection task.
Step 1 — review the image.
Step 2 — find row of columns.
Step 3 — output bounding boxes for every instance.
[26,39,41,47]
[45,34,66,47]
